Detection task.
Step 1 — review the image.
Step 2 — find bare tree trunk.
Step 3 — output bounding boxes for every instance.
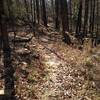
[60,0,69,32]
[24,0,30,22]
[76,0,83,36]
[83,0,89,36]
[36,0,40,24]
[59,0,71,44]
[0,0,15,97]
[41,0,47,27]
[55,0,60,30]
[76,0,84,45]
[96,0,99,35]
[51,0,55,22]
[7,0,16,47]
[30,0,34,26]
[69,0,73,32]
[89,0,96,47]
[33,0,36,25]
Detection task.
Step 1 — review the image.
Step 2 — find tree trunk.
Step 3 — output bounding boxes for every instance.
[36,0,40,24]
[69,0,73,32]
[59,0,71,44]
[0,0,15,96]
[55,0,60,30]
[75,0,84,45]
[59,0,69,32]
[24,0,30,22]
[41,0,47,27]
[89,0,96,47]
[83,0,89,36]
[76,0,83,36]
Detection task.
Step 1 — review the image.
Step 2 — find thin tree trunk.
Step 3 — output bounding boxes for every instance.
[55,0,60,30]
[30,0,34,26]
[90,0,96,47]
[76,0,83,36]
[7,0,16,47]
[69,0,73,32]
[60,0,69,32]
[96,0,99,35]
[51,0,55,22]
[75,0,85,45]
[41,0,47,27]
[59,0,71,44]
[83,0,89,36]
[36,0,40,24]
[33,0,36,24]
[24,0,30,22]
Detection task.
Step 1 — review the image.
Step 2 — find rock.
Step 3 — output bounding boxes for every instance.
[11,34,33,43]
[41,37,48,42]
[16,48,31,56]
[21,62,28,70]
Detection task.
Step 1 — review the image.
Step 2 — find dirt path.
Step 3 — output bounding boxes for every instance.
[0,34,100,100]
[36,44,70,100]
[31,37,86,100]
[13,36,100,100]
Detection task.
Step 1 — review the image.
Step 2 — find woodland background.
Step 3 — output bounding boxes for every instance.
[0,0,100,100]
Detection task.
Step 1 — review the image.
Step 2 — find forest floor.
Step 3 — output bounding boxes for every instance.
[0,27,100,100]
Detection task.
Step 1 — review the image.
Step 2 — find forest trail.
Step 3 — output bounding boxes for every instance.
[36,41,69,100]
[0,34,99,100]
[1,33,99,100]
[29,36,93,100]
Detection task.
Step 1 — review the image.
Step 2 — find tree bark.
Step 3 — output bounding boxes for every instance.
[41,0,47,27]
[55,0,60,30]
[83,0,89,36]
[36,0,40,24]
[59,0,71,44]
[0,0,15,96]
